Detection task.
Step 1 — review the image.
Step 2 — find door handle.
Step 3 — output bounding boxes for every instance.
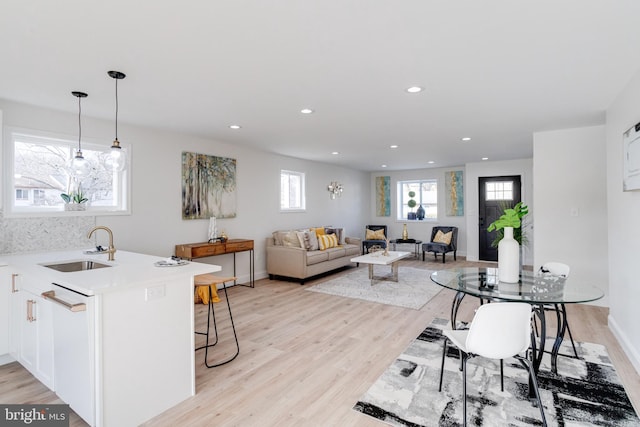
[42,290,86,312]
[27,299,36,322]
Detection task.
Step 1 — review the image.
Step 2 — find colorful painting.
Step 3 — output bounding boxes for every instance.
[375,176,390,216]
[445,170,464,216]
[182,152,237,219]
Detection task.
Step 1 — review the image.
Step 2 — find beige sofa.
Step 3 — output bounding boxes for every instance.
[266,228,361,283]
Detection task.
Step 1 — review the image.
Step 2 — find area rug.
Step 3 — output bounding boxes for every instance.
[306,267,441,310]
[354,318,640,426]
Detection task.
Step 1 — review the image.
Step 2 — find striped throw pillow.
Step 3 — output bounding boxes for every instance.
[318,233,339,250]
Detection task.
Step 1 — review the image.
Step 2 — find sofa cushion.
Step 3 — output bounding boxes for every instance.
[283,230,302,248]
[343,244,360,257]
[318,233,339,250]
[272,230,289,246]
[325,246,346,260]
[306,250,329,265]
[297,230,319,250]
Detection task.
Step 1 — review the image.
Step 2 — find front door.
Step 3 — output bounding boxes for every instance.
[478,175,521,261]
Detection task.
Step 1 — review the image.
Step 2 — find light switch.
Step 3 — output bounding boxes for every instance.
[145,284,166,301]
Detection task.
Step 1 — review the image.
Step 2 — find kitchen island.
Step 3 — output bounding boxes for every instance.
[2,249,220,427]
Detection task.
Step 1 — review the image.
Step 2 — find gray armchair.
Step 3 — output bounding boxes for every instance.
[362,225,387,254]
[422,226,458,263]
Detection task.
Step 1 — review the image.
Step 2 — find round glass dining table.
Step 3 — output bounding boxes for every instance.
[430,267,604,377]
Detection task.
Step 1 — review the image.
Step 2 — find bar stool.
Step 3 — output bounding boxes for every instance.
[194,274,240,368]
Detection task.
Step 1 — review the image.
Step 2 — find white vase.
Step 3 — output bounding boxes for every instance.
[498,226,520,283]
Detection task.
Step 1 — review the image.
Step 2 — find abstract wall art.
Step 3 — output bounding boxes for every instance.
[445,170,464,216]
[375,176,391,217]
[182,152,237,219]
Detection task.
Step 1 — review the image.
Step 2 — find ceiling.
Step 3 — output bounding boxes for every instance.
[2,1,640,172]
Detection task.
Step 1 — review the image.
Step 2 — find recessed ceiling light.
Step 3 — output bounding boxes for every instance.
[331,151,339,155]
[461,137,471,141]
[381,164,387,168]
[482,157,489,161]
[229,125,241,130]
[427,161,435,164]
[300,108,314,114]
[390,145,399,149]
[406,86,423,93]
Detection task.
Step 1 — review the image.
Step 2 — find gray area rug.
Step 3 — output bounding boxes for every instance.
[354,318,640,426]
[306,267,441,310]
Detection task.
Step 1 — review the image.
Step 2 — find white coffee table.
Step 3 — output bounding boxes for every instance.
[350,251,412,285]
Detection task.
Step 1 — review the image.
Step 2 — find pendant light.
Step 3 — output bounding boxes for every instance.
[106,70,127,172]
[69,91,91,177]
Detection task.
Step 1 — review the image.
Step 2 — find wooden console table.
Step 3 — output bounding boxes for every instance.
[175,239,254,288]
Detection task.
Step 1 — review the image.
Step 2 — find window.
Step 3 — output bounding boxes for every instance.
[398,179,437,220]
[4,128,130,215]
[485,181,513,201]
[280,170,305,211]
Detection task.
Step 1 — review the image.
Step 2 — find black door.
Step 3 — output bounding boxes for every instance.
[478,176,521,261]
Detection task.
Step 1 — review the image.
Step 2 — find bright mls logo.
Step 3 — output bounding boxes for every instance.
[1,405,69,426]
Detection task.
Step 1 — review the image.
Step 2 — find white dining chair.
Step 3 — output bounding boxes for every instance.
[537,261,578,358]
[438,302,547,426]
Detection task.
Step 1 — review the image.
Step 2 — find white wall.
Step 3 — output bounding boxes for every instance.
[605,70,640,375]
[532,126,608,307]
[465,159,534,265]
[0,99,370,282]
[369,168,467,256]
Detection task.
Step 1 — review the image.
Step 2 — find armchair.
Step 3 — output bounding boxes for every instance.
[362,225,388,254]
[422,226,458,263]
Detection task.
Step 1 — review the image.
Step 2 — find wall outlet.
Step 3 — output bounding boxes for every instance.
[145,284,166,301]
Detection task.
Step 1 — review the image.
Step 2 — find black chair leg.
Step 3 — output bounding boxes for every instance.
[442,253,446,263]
[462,354,469,426]
[517,356,547,426]
[439,338,447,392]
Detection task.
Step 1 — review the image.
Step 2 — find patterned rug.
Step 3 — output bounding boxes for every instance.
[306,267,441,310]
[354,318,640,426]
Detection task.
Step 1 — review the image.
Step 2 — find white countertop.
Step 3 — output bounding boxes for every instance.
[0,249,220,296]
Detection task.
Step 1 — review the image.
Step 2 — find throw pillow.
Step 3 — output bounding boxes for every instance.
[314,227,326,237]
[324,227,345,245]
[318,233,339,250]
[272,230,289,246]
[366,228,386,240]
[297,230,319,251]
[433,230,453,245]
[283,230,302,248]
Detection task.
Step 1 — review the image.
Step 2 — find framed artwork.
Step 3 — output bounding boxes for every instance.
[375,176,390,216]
[623,121,640,191]
[445,170,464,216]
[182,152,237,219]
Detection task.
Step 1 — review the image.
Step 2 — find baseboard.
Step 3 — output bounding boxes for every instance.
[608,313,640,376]
[0,353,15,366]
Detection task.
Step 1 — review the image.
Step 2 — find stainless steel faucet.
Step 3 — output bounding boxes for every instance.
[88,226,116,261]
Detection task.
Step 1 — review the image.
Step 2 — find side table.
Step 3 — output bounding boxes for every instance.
[390,239,422,259]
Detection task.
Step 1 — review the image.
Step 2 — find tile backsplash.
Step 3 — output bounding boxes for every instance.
[0,209,96,254]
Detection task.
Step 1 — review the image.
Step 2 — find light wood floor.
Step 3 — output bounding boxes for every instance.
[1,257,638,426]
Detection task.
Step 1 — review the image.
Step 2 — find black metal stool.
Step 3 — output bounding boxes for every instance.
[194,274,240,368]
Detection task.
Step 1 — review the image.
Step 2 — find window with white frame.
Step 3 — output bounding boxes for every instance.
[485,181,513,200]
[280,170,305,211]
[397,179,437,220]
[4,128,129,215]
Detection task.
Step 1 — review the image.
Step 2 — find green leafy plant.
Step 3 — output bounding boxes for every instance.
[487,202,529,246]
[407,191,417,210]
[61,185,88,204]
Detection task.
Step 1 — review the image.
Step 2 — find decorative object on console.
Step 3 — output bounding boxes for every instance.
[68,91,90,177]
[327,181,343,199]
[407,191,417,219]
[182,152,237,219]
[208,217,217,242]
[402,224,409,240]
[106,70,127,172]
[416,204,425,220]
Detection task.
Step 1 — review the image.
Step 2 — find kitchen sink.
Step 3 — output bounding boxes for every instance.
[42,260,112,272]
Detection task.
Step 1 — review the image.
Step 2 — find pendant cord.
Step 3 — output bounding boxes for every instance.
[114,78,119,140]
[78,95,82,152]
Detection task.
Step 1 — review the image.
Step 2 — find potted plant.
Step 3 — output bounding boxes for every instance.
[487,202,528,283]
[407,191,417,220]
[487,202,529,246]
[61,184,89,211]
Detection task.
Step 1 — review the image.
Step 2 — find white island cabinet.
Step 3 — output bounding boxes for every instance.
[3,250,219,427]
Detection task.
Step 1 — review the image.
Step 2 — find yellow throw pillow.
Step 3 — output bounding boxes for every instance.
[318,233,339,250]
[314,227,326,237]
[433,230,452,245]
[366,228,386,240]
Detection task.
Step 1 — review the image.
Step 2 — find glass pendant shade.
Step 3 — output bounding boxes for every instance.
[108,71,127,172]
